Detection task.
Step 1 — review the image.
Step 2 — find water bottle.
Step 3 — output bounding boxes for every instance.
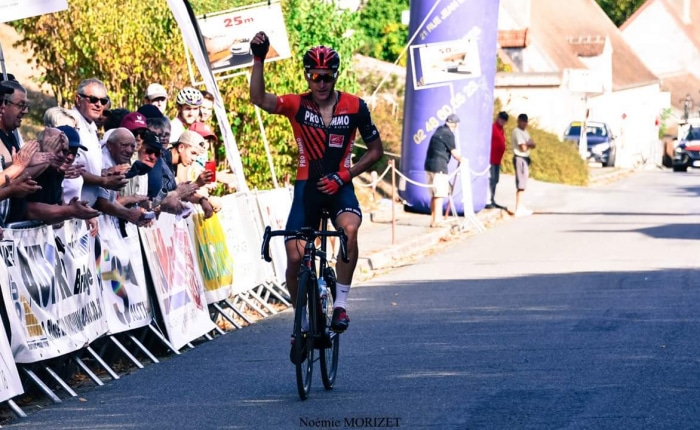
[318,276,328,311]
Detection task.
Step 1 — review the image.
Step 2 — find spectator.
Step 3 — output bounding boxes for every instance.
[94,128,148,226]
[120,129,158,203]
[24,126,99,225]
[512,113,536,217]
[0,82,11,120]
[0,80,28,155]
[103,108,131,133]
[143,83,168,115]
[199,90,214,123]
[173,131,215,218]
[43,106,79,128]
[424,113,462,227]
[65,78,127,206]
[137,104,164,120]
[170,87,202,144]
[120,111,148,154]
[189,121,216,164]
[487,111,509,210]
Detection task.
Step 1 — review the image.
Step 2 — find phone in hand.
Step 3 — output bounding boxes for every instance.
[142,211,156,221]
[205,160,216,183]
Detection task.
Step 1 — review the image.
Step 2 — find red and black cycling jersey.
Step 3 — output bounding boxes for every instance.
[274,91,380,181]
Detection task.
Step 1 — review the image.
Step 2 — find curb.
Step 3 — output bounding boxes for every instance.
[588,168,635,187]
[357,208,504,276]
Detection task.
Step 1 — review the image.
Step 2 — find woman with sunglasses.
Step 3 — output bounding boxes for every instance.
[249,32,384,348]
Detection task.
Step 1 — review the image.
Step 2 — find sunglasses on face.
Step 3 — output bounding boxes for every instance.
[306,72,337,83]
[145,148,161,156]
[78,93,110,106]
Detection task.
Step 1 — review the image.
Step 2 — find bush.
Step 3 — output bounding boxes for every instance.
[500,117,589,186]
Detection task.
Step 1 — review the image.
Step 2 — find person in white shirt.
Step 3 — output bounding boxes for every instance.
[64,78,128,207]
[511,113,536,217]
[169,87,202,144]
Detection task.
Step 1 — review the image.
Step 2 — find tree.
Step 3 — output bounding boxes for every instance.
[11,0,362,190]
[595,0,646,27]
[357,0,409,64]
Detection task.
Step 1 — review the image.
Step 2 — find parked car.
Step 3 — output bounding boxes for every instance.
[671,125,700,172]
[562,121,617,167]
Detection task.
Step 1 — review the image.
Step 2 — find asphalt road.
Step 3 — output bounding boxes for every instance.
[7,169,700,429]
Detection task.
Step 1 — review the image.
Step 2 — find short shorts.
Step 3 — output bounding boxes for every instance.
[427,171,450,198]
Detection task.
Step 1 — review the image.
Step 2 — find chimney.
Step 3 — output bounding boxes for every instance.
[683,0,691,24]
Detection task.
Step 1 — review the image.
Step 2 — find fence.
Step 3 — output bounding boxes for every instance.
[0,187,293,418]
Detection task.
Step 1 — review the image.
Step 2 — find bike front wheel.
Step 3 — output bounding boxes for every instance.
[294,270,315,400]
[320,278,339,390]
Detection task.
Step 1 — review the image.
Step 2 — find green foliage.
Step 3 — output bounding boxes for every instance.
[496,102,589,186]
[11,1,188,107]
[658,107,672,138]
[357,0,409,64]
[595,0,646,27]
[12,0,361,191]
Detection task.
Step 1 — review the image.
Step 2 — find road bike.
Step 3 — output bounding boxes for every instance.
[261,211,348,400]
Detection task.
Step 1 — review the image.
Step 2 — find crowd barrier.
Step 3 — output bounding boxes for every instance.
[0,187,295,416]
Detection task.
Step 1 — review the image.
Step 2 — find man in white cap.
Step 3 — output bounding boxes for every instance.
[143,83,168,115]
[424,113,462,227]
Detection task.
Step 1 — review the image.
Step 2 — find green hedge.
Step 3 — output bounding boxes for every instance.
[500,117,589,186]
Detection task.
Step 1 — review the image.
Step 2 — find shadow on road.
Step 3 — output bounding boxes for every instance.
[569,222,700,240]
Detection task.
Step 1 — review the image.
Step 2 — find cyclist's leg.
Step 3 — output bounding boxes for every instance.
[285,181,307,307]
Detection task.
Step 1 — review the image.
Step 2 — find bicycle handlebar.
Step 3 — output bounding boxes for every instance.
[261,226,349,264]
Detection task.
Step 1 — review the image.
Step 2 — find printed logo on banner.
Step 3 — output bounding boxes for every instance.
[329,134,344,148]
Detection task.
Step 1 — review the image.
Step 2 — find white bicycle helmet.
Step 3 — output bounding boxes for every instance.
[176,87,203,106]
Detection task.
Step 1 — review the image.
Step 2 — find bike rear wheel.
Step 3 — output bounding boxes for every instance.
[320,273,339,390]
[294,270,315,400]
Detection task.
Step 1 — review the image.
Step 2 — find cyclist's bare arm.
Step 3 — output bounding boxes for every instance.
[349,138,384,178]
[249,32,278,113]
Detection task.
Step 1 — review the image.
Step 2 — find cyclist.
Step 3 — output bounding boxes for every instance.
[249,32,384,350]
[170,87,202,144]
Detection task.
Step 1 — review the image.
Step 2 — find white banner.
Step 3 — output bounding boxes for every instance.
[0,0,68,23]
[0,222,107,363]
[139,213,216,350]
[97,216,152,334]
[0,258,23,401]
[198,2,291,74]
[255,188,293,285]
[218,193,274,295]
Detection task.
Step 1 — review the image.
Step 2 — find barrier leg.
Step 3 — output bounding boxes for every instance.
[44,366,78,397]
[148,324,180,355]
[73,355,104,386]
[7,399,27,418]
[203,333,213,341]
[223,298,255,325]
[250,288,277,315]
[128,334,160,364]
[110,336,144,369]
[212,302,242,329]
[264,282,291,307]
[22,367,62,403]
[239,293,268,318]
[86,347,119,380]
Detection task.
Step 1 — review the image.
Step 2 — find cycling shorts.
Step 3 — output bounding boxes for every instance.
[285,180,362,241]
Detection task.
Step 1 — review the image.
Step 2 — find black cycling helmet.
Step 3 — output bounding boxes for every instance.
[303,46,340,71]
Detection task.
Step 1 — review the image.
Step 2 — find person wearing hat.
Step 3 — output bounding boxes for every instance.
[120,111,149,153]
[173,131,216,218]
[189,121,217,166]
[23,126,99,225]
[512,113,536,217]
[120,129,159,204]
[487,111,509,209]
[424,113,463,227]
[143,83,169,115]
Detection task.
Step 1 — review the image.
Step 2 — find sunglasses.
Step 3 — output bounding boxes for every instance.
[145,148,161,156]
[78,93,110,106]
[306,72,337,83]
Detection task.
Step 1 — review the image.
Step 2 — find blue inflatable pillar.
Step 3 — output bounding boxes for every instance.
[400,0,500,214]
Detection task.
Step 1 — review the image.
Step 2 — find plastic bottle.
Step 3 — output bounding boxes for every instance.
[318,276,328,311]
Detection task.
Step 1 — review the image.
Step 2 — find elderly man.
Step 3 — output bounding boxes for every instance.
[93,128,148,226]
[64,78,127,205]
[24,127,99,225]
[0,80,28,155]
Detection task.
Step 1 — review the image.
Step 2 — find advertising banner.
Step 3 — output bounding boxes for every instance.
[188,212,234,303]
[0,260,23,401]
[255,188,293,285]
[139,213,216,350]
[400,0,500,214]
[198,1,292,74]
[0,223,107,363]
[97,216,152,334]
[0,0,68,23]
[217,193,274,295]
